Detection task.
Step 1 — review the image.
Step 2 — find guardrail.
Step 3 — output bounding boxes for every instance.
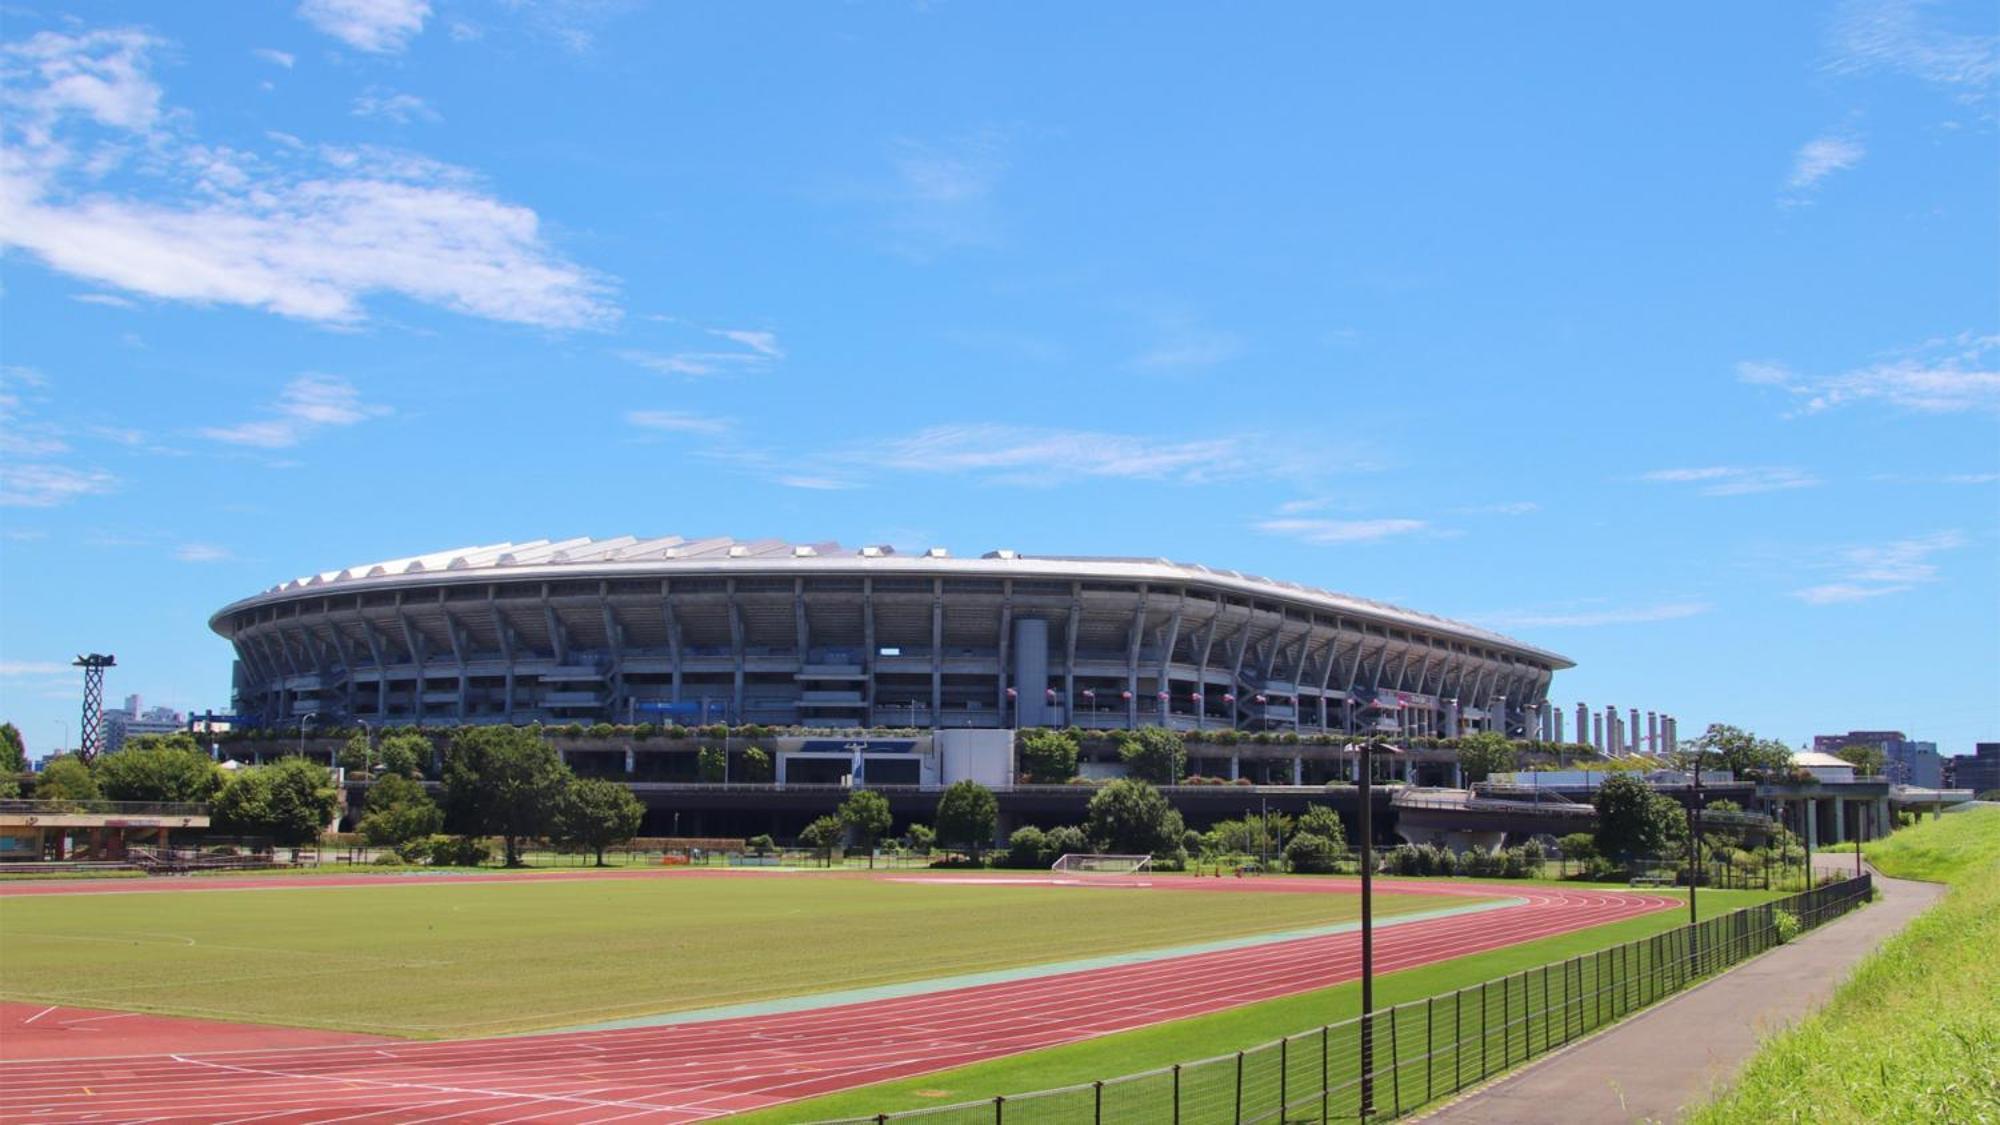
[815,875,1874,1124]
[0,799,210,817]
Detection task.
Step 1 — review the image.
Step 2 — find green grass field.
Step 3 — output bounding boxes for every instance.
[1690,807,2000,1124]
[731,886,1781,1123]
[0,873,1468,1037]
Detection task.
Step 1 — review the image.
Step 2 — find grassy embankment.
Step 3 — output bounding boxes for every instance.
[0,872,1457,1037]
[1690,806,1999,1124]
[730,886,1779,1123]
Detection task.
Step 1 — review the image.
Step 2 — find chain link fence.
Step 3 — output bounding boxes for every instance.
[815,875,1873,1124]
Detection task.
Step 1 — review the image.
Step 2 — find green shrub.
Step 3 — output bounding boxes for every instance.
[1772,909,1801,944]
[371,852,407,867]
[1004,826,1049,869]
[1285,832,1342,874]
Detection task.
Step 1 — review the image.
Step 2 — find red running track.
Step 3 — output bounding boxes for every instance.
[0,878,1676,1123]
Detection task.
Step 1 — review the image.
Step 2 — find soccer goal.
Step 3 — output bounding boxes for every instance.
[1050,853,1154,875]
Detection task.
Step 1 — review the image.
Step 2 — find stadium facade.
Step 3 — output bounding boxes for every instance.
[211,537,1572,739]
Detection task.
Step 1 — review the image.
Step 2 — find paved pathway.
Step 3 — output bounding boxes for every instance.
[1419,863,1944,1124]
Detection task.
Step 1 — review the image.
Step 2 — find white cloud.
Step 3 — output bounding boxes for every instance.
[0,463,116,507]
[1454,500,1540,516]
[200,374,388,448]
[297,0,431,54]
[351,88,440,124]
[1829,0,1999,94]
[709,328,782,358]
[175,542,232,562]
[1738,335,2000,416]
[1793,530,1966,604]
[72,292,135,308]
[872,424,1256,486]
[1474,601,1714,629]
[775,475,856,491]
[252,48,296,69]
[0,660,71,676]
[1257,517,1429,545]
[0,27,612,330]
[880,133,1007,258]
[1641,466,1821,496]
[1943,472,2000,484]
[1786,135,1865,195]
[625,409,732,435]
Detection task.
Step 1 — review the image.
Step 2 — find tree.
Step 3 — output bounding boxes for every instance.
[905,823,936,855]
[336,734,373,774]
[799,814,845,865]
[1084,778,1185,859]
[95,735,221,803]
[214,757,339,847]
[0,722,27,799]
[1118,727,1186,785]
[1455,732,1518,783]
[697,745,727,782]
[442,726,573,866]
[1005,825,1049,868]
[1285,832,1342,874]
[739,746,773,782]
[357,773,444,848]
[553,777,645,865]
[0,722,26,772]
[1685,724,1793,780]
[935,780,998,859]
[1833,743,1887,777]
[375,732,432,779]
[1018,729,1080,783]
[1593,773,1680,863]
[838,789,893,867]
[33,756,98,802]
[1296,803,1346,847]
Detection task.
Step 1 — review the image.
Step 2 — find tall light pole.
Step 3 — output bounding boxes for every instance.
[297,713,313,758]
[1357,737,1397,1120]
[1686,746,1704,936]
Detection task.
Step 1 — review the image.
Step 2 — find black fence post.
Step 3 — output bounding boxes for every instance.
[1453,989,1463,1093]
[1426,995,1435,1105]
[1502,974,1511,1067]
[993,1095,1003,1124]
[1320,1025,1329,1125]
[1480,981,1490,1080]
[1281,1036,1288,1120]
[1093,1080,1102,1125]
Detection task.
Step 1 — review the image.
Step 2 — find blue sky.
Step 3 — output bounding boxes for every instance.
[1,1,1995,758]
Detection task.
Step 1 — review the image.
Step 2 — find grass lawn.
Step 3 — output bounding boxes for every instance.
[727,886,1780,1124]
[0,873,1465,1037]
[1690,807,2000,1124]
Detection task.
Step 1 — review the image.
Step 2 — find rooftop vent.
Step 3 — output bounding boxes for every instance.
[859,545,894,557]
[924,547,950,559]
[792,545,818,558]
[982,549,1019,560]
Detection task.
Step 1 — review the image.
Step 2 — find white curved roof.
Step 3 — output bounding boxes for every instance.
[218,536,1571,666]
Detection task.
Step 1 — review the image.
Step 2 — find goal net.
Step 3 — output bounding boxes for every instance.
[1050,853,1154,875]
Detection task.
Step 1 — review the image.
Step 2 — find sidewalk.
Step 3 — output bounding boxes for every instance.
[1417,863,1943,1124]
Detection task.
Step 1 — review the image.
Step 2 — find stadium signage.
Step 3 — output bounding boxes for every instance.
[797,739,919,754]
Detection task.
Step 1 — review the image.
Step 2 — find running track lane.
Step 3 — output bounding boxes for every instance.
[0,883,1676,1124]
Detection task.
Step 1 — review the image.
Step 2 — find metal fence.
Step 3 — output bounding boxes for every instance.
[816,875,1873,1124]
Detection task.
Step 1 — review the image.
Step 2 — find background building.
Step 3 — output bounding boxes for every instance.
[1813,730,1942,788]
[211,536,1572,739]
[102,695,187,754]
[1946,743,2000,794]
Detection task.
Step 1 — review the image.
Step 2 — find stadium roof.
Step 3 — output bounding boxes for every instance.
[224,536,1570,665]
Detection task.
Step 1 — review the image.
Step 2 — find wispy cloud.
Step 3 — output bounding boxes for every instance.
[880,132,1007,258]
[199,375,388,448]
[175,543,233,562]
[352,87,439,124]
[297,0,431,54]
[0,464,117,507]
[251,47,295,68]
[1641,466,1821,496]
[1794,530,1966,604]
[1739,334,2000,416]
[1828,0,1999,96]
[0,660,72,677]
[618,327,782,378]
[1454,500,1540,516]
[870,425,1258,486]
[1474,601,1714,629]
[1257,517,1429,545]
[0,28,613,329]
[72,293,135,308]
[625,410,733,435]
[1785,134,1865,200]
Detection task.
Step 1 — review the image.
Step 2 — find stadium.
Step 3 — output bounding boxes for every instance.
[209,535,1573,741]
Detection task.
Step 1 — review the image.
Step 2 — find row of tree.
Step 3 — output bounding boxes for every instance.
[22,734,340,846]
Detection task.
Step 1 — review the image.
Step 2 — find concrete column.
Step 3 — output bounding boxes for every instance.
[1292,757,1303,786]
[1445,698,1461,738]
[1834,798,1848,844]
[624,748,635,775]
[1593,713,1604,752]
[1452,761,1463,787]
[1229,753,1240,781]
[1629,708,1640,753]
[1493,695,1507,736]
[1806,798,1819,849]
[1576,702,1589,747]
[1553,707,1564,743]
